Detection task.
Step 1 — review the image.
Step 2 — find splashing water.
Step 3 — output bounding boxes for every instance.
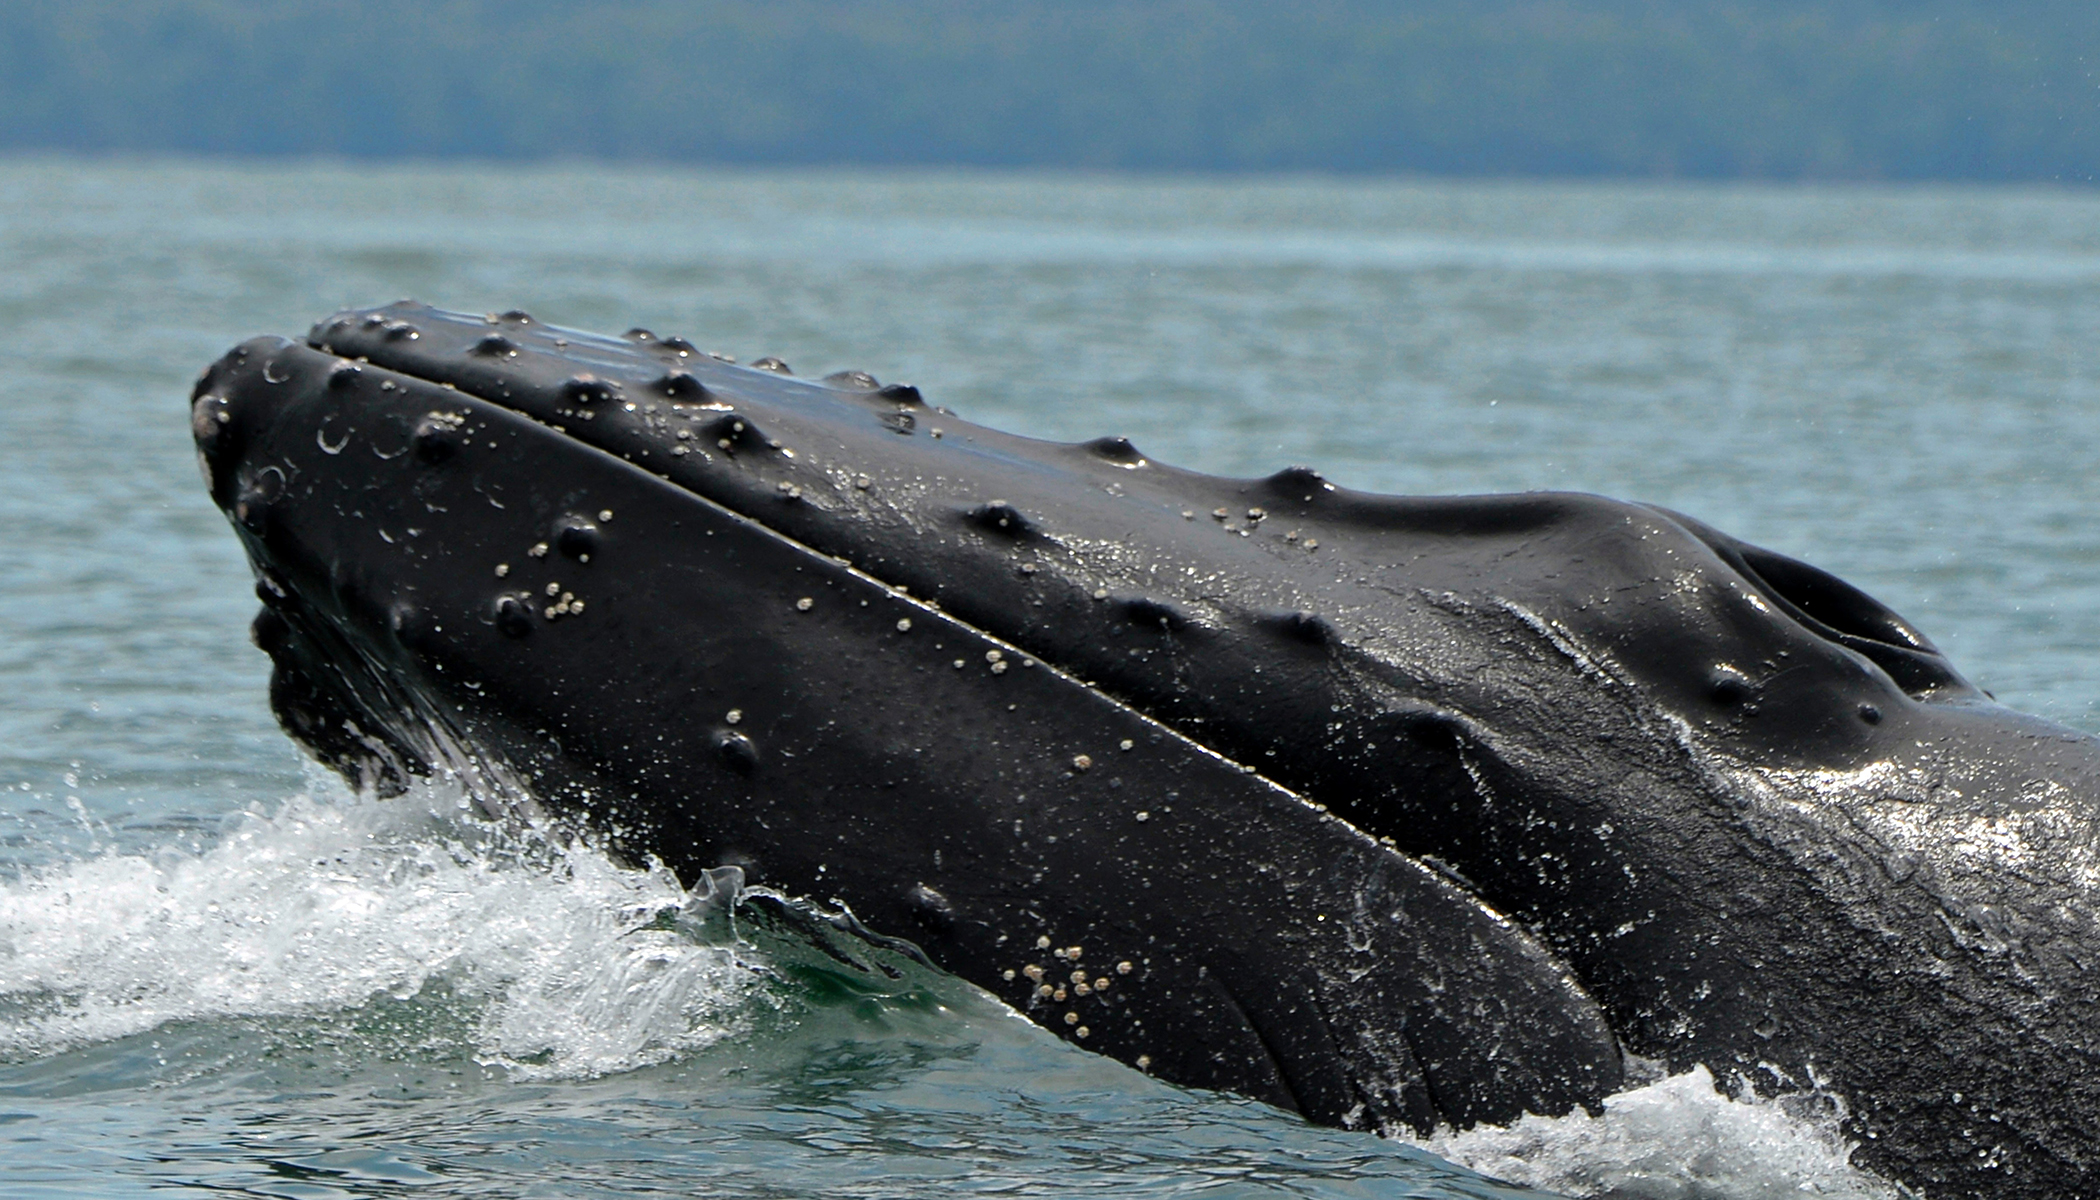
[0,768,755,1079]
[1420,1067,1905,1200]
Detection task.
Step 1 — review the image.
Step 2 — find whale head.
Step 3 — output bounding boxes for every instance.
[195,302,2100,1200]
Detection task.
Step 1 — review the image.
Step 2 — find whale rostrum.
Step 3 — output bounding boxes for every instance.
[195,302,2100,1200]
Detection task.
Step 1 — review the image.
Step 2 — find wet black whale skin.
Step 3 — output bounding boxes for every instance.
[195,303,2100,1200]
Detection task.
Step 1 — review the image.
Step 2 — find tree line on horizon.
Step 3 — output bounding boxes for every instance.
[0,0,2093,182]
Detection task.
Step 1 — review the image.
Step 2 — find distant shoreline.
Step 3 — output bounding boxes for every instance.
[2,1,2093,185]
[1,152,2097,195]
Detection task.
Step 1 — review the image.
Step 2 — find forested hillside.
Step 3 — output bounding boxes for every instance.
[0,0,2092,180]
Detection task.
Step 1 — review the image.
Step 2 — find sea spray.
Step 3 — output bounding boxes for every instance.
[0,768,755,1078]
[1419,1066,1905,1200]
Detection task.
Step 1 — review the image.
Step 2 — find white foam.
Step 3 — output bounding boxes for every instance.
[0,770,753,1078]
[1416,1065,1903,1199]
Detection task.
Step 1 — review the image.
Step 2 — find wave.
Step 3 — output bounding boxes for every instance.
[0,769,757,1079]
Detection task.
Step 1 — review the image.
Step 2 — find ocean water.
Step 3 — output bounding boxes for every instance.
[3,158,2098,1198]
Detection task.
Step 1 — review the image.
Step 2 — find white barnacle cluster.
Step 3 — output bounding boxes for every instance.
[999,934,1141,1051]
[540,580,585,621]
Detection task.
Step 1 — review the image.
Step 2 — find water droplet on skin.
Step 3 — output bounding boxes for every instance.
[1860,703,1884,724]
[1036,936,1051,950]
[262,357,294,384]
[726,709,742,725]
[896,618,912,632]
[1072,754,1092,771]
[796,597,814,612]
[471,333,518,357]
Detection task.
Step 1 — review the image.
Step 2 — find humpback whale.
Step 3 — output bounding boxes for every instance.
[194,303,2100,1200]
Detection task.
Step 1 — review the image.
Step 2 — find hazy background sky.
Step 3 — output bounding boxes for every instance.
[1,0,2093,181]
